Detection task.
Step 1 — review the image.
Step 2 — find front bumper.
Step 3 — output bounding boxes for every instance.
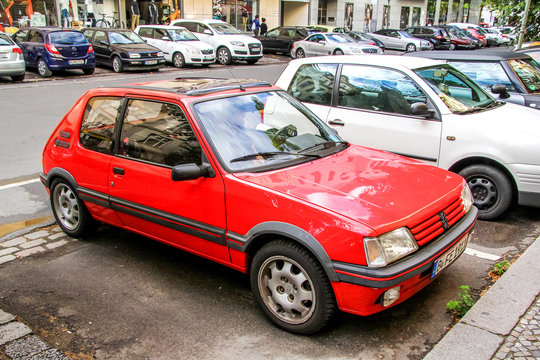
[186,54,215,65]
[331,206,477,315]
[122,58,166,71]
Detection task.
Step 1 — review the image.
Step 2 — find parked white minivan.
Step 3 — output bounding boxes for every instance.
[170,19,263,65]
[275,55,540,220]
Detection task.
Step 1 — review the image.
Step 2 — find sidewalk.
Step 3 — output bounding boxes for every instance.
[425,234,540,360]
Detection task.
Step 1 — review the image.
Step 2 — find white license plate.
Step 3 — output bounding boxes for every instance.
[431,233,470,278]
[203,55,213,60]
[69,59,84,65]
[0,53,8,60]
[145,60,157,65]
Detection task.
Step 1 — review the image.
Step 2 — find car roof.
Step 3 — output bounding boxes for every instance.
[407,50,532,61]
[137,24,186,30]
[24,27,81,33]
[84,27,134,32]
[121,77,274,97]
[288,54,442,70]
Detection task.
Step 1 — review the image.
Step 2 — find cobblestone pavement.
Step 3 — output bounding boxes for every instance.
[492,295,540,360]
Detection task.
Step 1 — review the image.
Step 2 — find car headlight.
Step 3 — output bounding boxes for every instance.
[129,53,141,59]
[230,41,245,47]
[364,228,418,268]
[187,48,201,55]
[461,181,474,213]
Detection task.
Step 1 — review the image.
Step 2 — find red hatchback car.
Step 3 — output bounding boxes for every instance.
[41,78,477,334]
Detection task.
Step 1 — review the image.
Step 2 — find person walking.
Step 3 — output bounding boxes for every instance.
[251,15,260,36]
[260,17,268,36]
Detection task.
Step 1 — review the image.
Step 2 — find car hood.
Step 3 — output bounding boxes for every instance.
[234,145,463,232]
[111,43,160,52]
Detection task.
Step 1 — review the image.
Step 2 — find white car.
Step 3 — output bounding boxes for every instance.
[276,55,540,219]
[170,19,262,65]
[368,29,433,52]
[292,32,382,58]
[135,25,215,67]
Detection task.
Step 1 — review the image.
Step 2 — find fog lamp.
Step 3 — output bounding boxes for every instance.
[382,286,401,307]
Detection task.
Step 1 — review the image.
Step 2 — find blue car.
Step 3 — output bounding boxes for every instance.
[12,27,95,78]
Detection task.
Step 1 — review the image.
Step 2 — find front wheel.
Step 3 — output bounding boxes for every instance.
[405,43,417,52]
[246,58,258,65]
[173,52,185,68]
[50,179,96,237]
[459,165,513,220]
[83,67,95,75]
[216,47,232,65]
[449,43,456,50]
[295,48,305,58]
[112,56,123,73]
[250,240,336,334]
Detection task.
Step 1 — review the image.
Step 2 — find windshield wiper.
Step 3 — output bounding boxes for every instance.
[230,151,321,163]
[298,141,349,154]
[455,101,500,114]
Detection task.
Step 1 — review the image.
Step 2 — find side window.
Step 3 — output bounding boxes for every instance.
[154,28,168,39]
[94,31,108,44]
[197,23,211,33]
[80,97,122,154]
[266,28,280,37]
[450,61,516,92]
[338,65,427,115]
[287,63,338,106]
[28,31,43,43]
[177,22,196,32]
[83,30,94,41]
[138,27,153,38]
[13,30,28,43]
[119,100,202,167]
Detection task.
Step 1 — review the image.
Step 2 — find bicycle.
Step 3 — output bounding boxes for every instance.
[95,11,125,28]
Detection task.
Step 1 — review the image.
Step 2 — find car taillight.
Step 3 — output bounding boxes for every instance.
[368,42,376,45]
[88,44,94,53]
[44,43,61,55]
[502,34,508,38]
[435,35,444,39]
[478,35,485,39]
[12,47,22,54]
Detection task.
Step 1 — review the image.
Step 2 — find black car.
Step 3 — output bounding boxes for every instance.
[403,26,452,50]
[258,26,311,55]
[81,28,165,72]
[344,31,385,50]
[407,51,540,109]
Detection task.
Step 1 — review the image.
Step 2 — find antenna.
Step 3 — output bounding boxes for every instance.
[225,67,246,91]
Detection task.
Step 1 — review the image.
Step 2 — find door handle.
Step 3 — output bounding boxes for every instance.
[113,167,125,175]
[328,119,345,126]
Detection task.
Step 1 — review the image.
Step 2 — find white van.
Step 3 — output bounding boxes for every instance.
[275,55,540,220]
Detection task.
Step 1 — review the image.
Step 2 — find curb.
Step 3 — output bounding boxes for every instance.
[424,235,540,359]
[0,219,56,243]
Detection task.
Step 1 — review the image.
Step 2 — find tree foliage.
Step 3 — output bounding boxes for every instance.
[484,0,540,41]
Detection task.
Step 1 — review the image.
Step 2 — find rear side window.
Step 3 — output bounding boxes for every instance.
[82,30,95,41]
[287,63,338,106]
[119,100,202,167]
[28,30,43,43]
[153,28,168,39]
[49,31,87,44]
[138,27,153,38]
[13,30,28,43]
[80,97,123,154]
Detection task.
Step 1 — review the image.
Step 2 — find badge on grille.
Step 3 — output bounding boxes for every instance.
[439,212,450,230]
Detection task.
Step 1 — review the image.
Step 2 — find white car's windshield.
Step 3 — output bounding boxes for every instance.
[415,65,498,114]
[327,34,354,43]
[194,91,344,172]
[168,28,198,41]
[210,23,241,35]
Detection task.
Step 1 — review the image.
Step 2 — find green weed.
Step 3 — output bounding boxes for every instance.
[446,285,475,318]
[491,260,510,277]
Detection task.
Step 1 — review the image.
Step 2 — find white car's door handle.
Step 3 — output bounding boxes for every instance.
[328,119,345,126]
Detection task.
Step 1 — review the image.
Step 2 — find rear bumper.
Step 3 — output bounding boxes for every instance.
[0,60,25,75]
[332,206,477,315]
[47,57,96,70]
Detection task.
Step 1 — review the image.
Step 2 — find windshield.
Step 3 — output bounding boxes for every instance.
[194,91,343,172]
[414,65,497,114]
[327,34,354,43]
[210,23,241,34]
[168,28,198,41]
[49,31,87,45]
[109,31,144,44]
[508,58,540,93]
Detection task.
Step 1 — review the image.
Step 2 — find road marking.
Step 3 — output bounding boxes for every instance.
[0,178,40,191]
[464,247,501,261]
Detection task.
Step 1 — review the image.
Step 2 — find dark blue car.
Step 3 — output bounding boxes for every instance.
[12,27,95,78]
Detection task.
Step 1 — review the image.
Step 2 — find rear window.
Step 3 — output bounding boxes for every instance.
[49,31,87,45]
[0,34,14,45]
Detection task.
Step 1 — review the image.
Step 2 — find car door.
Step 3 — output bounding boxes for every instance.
[12,30,29,63]
[26,30,44,67]
[260,27,280,51]
[305,34,327,56]
[325,64,442,165]
[108,97,229,261]
[154,28,174,61]
[92,30,112,65]
[137,27,155,46]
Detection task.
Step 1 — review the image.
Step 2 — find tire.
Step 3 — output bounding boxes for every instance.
[50,178,96,238]
[82,67,95,75]
[112,56,123,73]
[216,47,232,65]
[11,73,25,82]
[333,49,344,55]
[95,19,109,28]
[172,52,185,68]
[458,165,513,220]
[295,48,305,58]
[449,43,456,50]
[250,240,337,334]
[246,58,258,65]
[37,58,52,78]
[405,43,417,52]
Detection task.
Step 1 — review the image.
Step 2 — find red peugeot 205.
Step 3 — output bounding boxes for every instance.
[41,78,477,334]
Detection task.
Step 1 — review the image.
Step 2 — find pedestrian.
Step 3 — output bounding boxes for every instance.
[260,17,268,36]
[252,15,260,36]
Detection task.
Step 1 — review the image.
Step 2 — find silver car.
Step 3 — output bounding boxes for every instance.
[368,29,432,52]
[0,32,25,81]
[292,32,382,58]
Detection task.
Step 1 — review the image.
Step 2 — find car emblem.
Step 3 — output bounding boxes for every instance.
[72,46,77,52]
[439,212,450,230]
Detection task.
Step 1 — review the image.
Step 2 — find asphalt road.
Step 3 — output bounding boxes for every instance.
[1,52,539,359]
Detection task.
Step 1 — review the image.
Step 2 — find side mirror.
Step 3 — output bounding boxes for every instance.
[171,163,214,181]
[491,84,510,99]
[318,40,327,45]
[203,29,212,35]
[410,102,435,118]
[161,36,171,41]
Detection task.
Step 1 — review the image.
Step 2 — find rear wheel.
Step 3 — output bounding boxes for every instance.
[333,49,344,55]
[11,73,25,82]
[250,240,336,334]
[82,67,95,75]
[173,52,185,68]
[112,56,123,73]
[449,43,456,50]
[458,164,513,220]
[405,43,417,52]
[37,58,52,77]
[246,58,259,65]
[295,48,305,58]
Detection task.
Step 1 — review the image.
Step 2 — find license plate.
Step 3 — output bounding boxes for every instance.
[69,59,84,65]
[145,60,157,65]
[431,233,470,278]
[203,55,213,60]
[0,53,8,59]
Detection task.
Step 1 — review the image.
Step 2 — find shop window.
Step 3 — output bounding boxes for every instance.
[80,97,123,154]
[400,7,410,29]
[212,0,259,31]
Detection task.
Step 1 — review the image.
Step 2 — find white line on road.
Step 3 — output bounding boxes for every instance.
[464,247,501,261]
[0,178,40,191]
